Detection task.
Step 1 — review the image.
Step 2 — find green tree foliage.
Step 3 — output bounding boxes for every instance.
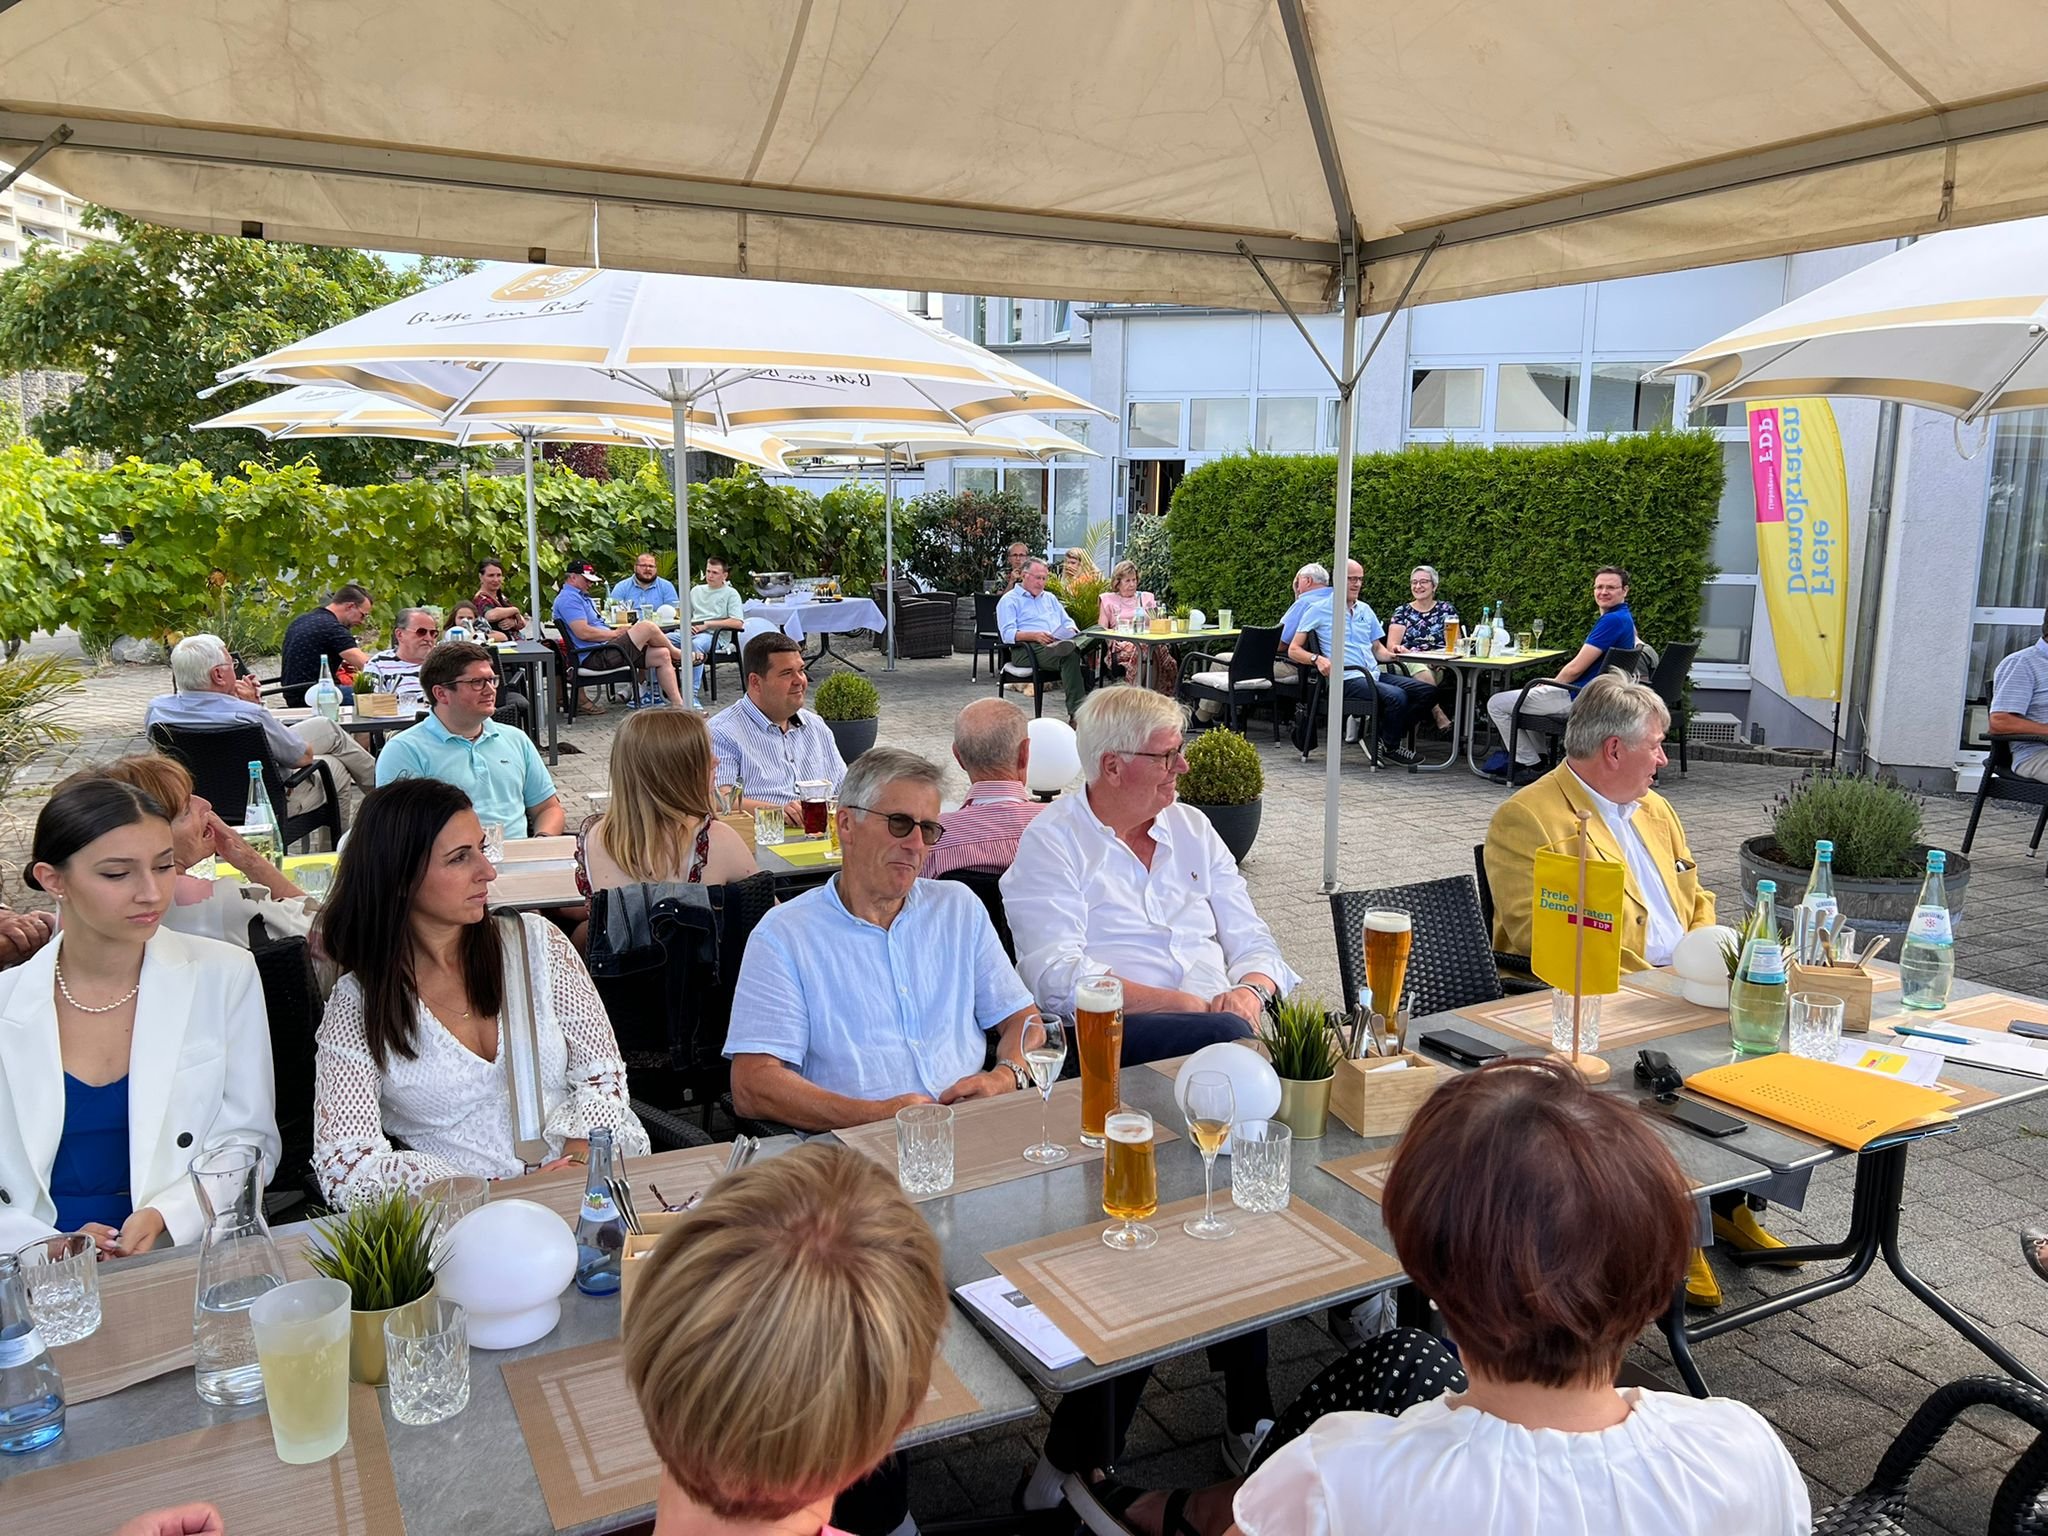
[900,488,1043,596]
[1165,435,1722,657]
[0,214,475,483]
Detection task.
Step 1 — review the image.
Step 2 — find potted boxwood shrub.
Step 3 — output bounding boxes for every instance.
[1177,727,1263,862]
[304,1189,439,1385]
[1738,770,1970,938]
[1261,994,1342,1139]
[813,671,880,763]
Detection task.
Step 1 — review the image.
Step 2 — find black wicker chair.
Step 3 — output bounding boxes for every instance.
[699,627,743,702]
[247,916,324,1213]
[971,591,1005,681]
[1328,877,1505,1020]
[1503,644,1642,780]
[1812,1374,2048,1534]
[871,582,957,659]
[997,637,1072,719]
[1471,844,1546,994]
[1963,734,2048,866]
[938,866,1016,962]
[148,719,340,854]
[1180,624,1283,737]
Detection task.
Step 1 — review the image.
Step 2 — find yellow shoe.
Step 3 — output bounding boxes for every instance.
[1686,1248,1722,1309]
[1713,1204,1806,1269]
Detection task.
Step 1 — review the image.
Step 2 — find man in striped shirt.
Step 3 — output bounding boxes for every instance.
[709,632,846,822]
[924,698,1046,877]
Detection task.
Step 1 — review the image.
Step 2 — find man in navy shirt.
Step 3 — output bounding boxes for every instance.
[1483,566,1637,779]
[279,583,373,705]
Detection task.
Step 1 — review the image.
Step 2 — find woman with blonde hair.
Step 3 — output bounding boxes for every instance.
[1095,559,1176,693]
[624,1141,947,1535]
[576,708,758,897]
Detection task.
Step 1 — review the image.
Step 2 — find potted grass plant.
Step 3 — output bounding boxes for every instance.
[304,1189,439,1385]
[1176,728,1264,862]
[813,670,880,763]
[1261,994,1342,1139]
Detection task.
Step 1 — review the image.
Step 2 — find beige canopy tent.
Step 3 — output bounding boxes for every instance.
[10,0,2046,884]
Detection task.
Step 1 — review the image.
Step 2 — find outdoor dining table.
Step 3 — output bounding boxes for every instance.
[0,1140,1038,1536]
[744,595,887,672]
[273,700,426,748]
[1078,623,1240,692]
[488,835,583,911]
[1392,646,1567,772]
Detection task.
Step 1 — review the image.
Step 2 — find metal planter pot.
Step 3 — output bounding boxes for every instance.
[826,715,879,763]
[1274,1074,1334,1140]
[1187,798,1262,864]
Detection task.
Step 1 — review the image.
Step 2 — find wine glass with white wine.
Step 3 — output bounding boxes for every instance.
[1181,1070,1235,1240]
[1530,615,1546,649]
[1021,1014,1070,1166]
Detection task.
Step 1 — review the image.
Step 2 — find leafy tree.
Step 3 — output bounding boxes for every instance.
[0,213,475,483]
[901,488,1044,596]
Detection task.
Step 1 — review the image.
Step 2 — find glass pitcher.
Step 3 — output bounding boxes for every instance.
[190,1142,288,1406]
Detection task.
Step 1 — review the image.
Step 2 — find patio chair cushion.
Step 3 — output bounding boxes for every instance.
[1190,670,1272,691]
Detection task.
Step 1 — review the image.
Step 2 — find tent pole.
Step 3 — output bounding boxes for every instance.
[522,431,542,641]
[671,382,698,709]
[1322,242,1361,893]
[884,451,898,672]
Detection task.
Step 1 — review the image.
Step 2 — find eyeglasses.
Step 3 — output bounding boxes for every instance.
[1123,742,1188,767]
[453,675,499,692]
[409,625,441,637]
[844,805,944,847]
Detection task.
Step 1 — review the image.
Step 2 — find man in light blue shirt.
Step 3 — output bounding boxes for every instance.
[1276,561,1332,646]
[609,551,681,614]
[1285,558,1435,764]
[726,748,1041,1131]
[708,632,846,819]
[996,557,1087,718]
[1989,618,2048,780]
[375,641,564,838]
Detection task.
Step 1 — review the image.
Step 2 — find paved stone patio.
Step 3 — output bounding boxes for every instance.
[6,632,2046,1533]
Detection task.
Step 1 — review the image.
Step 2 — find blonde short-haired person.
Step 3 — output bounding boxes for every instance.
[624,1142,947,1536]
[0,777,277,1256]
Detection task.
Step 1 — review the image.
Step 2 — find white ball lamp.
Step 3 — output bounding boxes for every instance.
[434,1199,578,1350]
[1174,1042,1282,1155]
[1673,925,1741,1009]
[1025,718,1082,798]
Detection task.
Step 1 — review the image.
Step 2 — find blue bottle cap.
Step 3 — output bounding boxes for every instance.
[1815,840,1834,858]
[1757,879,1776,895]
[1926,849,1946,872]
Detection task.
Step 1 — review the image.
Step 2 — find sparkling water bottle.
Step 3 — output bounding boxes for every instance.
[1729,880,1789,1055]
[1793,839,1839,964]
[573,1129,628,1296]
[310,655,343,722]
[0,1252,65,1454]
[1899,850,1956,1011]
[244,761,282,864]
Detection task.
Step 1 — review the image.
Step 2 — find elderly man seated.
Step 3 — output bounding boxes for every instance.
[1989,613,2048,780]
[1484,673,1787,1306]
[997,557,1088,719]
[924,698,1047,877]
[1004,686,1300,1064]
[1284,558,1435,764]
[725,748,1042,1132]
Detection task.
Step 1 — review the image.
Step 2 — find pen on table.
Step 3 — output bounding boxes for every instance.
[1890,1024,1970,1046]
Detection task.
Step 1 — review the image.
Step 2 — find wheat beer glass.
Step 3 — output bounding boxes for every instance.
[1101,1110,1159,1250]
[1362,910,1414,1025]
[1075,975,1125,1148]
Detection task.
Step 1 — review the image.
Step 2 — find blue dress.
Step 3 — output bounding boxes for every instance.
[49,1074,132,1232]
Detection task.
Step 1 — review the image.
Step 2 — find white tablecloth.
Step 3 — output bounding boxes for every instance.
[744,596,887,643]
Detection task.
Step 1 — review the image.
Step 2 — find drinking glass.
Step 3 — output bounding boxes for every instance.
[1362,910,1413,1023]
[1101,1110,1158,1250]
[1021,1015,1070,1166]
[422,1175,489,1239]
[1515,631,1533,653]
[796,780,832,837]
[754,805,786,846]
[1229,1119,1293,1213]
[1075,975,1125,1148]
[384,1296,470,1427]
[1790,992,1847,1060]
[1182,1071,1235,1240]
[480,822,506,867]
[896,1104,955,1196]
[1549,988,1603,1055]
[1218,608,1234,631]
[1531,616,1546,647]
[826,797,842,857]
[14,1234,100,1345]
[249,1278,351,1465]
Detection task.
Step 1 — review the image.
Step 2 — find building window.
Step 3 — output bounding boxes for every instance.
[968,298,987,346]
[1003,301,1023,345]
[1696,583,1757,666]
[1969,410,2048,717]
[957,466,999,496]
[1711,443,1762,576]
[1588,364,1676,433]
[1050,300,1073,335]
[1188,398,1249,452]
[1052,467,1090,549]
[1495,363,1579,432]
[1409,367,1483,430]
[1325,397,1362,450]
[1128,401,1180,451]
[1051,416,1092,454]
[1005,466,1046,515]
[1257,397,1318,453]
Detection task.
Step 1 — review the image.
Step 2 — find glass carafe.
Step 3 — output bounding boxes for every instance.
[190,1142,288,1406]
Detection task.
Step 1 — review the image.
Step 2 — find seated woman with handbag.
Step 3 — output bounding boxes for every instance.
[311,777,648,1205]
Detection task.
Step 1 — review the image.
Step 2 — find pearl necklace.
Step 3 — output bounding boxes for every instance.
[56,960,141,1014]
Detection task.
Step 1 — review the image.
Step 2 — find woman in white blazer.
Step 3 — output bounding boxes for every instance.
[0,777,278,1256]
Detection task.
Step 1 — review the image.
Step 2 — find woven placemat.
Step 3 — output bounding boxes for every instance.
[1456,984,1716,1051]
[1316,1147,1397,1203]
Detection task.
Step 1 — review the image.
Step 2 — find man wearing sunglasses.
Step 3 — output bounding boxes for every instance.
[375,641,564,839]
[726,748,1042,1133]
[361,607,442,706]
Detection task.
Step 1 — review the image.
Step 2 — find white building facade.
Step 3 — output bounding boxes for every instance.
[0,162,103,270]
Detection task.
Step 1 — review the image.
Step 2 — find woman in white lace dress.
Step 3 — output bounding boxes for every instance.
[312,778,647,1205]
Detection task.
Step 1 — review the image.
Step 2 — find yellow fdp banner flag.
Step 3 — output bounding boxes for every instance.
[1531,838,1625,997]
[1746,399,1850,700]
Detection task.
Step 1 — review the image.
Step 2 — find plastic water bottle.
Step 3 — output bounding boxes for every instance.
[0,1252,64,1454]
[573,1128,628,1296]
[1899,850,1956,1011]
[1793,839,1839,964]
[310,655,343,722]
[244,761,282,864]
[1729,880,1789,1055]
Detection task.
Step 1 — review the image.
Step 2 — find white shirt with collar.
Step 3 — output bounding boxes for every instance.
[1002,788,1302,1018]
[1569,766,1685,966]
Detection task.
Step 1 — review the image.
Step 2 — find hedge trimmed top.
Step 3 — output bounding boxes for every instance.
[1164,434,1722,660]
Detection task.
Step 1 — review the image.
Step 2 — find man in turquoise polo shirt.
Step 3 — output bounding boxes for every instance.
[375,640,565,838]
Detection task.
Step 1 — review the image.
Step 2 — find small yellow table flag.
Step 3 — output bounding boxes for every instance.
[1531,826,1625,999]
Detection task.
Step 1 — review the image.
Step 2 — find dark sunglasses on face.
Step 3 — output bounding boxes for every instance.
[846,806,944,847]
[410,625,440,637]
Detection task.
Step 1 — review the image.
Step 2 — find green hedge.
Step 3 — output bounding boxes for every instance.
[0,446,888,651]
[1165,434,1722,655]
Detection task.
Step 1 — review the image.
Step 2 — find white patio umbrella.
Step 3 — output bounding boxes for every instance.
[734,418,1098,669]
[217,265,1103,701]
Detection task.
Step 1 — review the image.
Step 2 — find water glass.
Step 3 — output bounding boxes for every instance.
[1549,988,1603,1055]
[1218,609,1234,630]
[896,1104,955,1196]
[480,822,506,867]
[14,1233,101,1345]
[249,1278,352,1465]
[422,1175,489,1239]
[384,1297,470,1427]
[754,805,786,846]
[1229,1119,1293,1213]
[1790,992,1847,1061]
[293,862,334,899]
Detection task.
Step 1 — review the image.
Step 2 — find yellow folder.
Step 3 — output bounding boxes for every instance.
[1684,1054,1956,1151]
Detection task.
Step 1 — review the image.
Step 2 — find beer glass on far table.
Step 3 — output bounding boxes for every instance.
[1442,617,1461,655]
[1363,910,1414,1043]
[1075,976,1125,1148]
[1101,1110,1159,1251]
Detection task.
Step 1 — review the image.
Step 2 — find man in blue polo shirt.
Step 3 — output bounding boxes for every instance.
[1483,565,1638,781]
[1990,615,2048,782]
[609,551,681,615]
[376,641,564,838]
[552,556,686,710]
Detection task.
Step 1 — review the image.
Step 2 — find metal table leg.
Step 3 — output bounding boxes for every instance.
[537,649,559,763]
[803,629,867,673]
[1408,662,1464,772]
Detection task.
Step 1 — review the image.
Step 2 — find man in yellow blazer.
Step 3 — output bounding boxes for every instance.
[1484,674,1786,1306]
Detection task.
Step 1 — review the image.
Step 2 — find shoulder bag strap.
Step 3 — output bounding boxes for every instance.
[494,912,552,1166]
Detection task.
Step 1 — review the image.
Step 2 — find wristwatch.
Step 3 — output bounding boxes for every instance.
[999,1059,1031,1091]
[1240,979,1278,1013]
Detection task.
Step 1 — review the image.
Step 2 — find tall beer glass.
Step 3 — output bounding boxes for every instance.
[1101,1110,1159,1250]
[1362,910,1414,1026]
[1075,976,1124,1147]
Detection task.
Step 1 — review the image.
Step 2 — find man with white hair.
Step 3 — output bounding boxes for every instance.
[146,633,374,816]
[924,698,1045,877]
[997,557,1088,719]
[1003,686,1300,1064]
[361,607,441,705]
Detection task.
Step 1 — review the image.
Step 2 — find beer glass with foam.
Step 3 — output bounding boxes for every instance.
[1075,975,1125,1147]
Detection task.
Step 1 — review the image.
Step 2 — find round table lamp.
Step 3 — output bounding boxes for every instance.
[1025,718,1082,797]
[434,1198,578,1350]
[1672,925,1740,1009]
[1174,1042,1282,1155]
